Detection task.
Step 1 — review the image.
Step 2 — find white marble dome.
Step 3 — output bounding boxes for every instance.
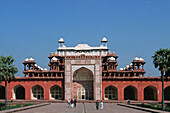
[34,64,37,67]
[25,58,29,61]
[134,57,139,60]
[120,68,123,71]
[139,57,144,61]
[108,57,115,60]
[58,37,64,43]
[126,65,129,68]
[101,37,107,42]
[51,57,58,61]
[29,57,34,61]
[44,68,47,71]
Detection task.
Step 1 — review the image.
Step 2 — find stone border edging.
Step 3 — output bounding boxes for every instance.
[0,103,50,113]
[117,103,169,113]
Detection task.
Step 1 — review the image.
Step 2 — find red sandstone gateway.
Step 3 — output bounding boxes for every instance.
[0,37,170,101]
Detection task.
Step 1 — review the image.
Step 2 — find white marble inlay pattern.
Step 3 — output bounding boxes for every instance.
[72,65,94,75]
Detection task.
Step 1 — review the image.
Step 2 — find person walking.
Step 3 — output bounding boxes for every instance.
[70,98,74,108]
[68,98,70,107]
[96,100,99,110]
[100,100,103,110]
[74,99,77,108]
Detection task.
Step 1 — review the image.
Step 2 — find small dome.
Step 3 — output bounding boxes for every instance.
[108,57,115,60]
[112,51,116,54]
[51,57,58,61]
[134,57,139,60]
[51,52,54,55]
[54,51,58,55]
[40,68,43,70]
[25,58,29,61]
[81,52,85,55]
[38,66,41,69]
[29,57,34,61]
[120,68,123,71]
[44,68,47,71]
[130,63,133,66]
[34,64,37,67]
[139,57,144,61]
[101,37,107,42]
[108,51,112,54]
[126,65,129,68]
[58,37,64,43]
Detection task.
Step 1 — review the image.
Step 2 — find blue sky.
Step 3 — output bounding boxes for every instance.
[0,0,170,77]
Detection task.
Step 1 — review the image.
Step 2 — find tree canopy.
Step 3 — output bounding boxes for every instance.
[0,56,18,81]
[152,48,170,76]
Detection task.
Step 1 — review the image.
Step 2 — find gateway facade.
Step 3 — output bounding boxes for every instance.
[1,37,170,101]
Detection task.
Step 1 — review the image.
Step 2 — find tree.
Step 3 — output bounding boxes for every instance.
[0,56,18,110]
[152,48,170,110]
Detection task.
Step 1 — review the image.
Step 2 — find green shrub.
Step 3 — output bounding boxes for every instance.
[23,103,34,107]
[165,106,170,112]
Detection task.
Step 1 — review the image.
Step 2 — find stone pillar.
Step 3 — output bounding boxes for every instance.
[118,87,124,101]
[138,87,144,101]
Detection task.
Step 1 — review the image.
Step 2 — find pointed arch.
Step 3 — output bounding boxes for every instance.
[73,67,93,81]
[0,85,5,99]
[165,86,170,100]
[144,85,157,100]
[73,67,93,100]
[124,85,137,100]
[31,85,44,100]
[13,85,25,99]
[104,85,118,100]
[50,85,62,100]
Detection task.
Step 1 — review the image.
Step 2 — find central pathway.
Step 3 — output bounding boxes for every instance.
[17,103,150,113]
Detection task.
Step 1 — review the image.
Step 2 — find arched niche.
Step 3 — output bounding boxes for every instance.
[104,85,118,100]
[144,85,157,100]
[31,85,44,100]
[50,85,62,100]
[13,85,25,100]
[124,85,137,100]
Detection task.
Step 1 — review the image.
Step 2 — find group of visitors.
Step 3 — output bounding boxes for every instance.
[96,100,103,110]
[67,99,103,110]
[67,98,77,108]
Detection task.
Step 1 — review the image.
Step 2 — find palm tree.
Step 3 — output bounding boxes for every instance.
[0,56,18,110]
[152,48,170,110]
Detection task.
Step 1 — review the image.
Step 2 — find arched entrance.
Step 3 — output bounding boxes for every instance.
[0,85,5,99]
[124,85,137,100]
[31,85,44,100]
[165,86,170,100]
[104,85,117,100]
[13,85,25,99]
[50,85,62,100]
[144,86,157,100]
[73,67,93,100]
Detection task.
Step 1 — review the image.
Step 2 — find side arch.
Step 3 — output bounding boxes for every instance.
[124,85,137,100]
[104,85,118,100]
[144,85,157,100]
[165,86,170,100]
[50,85,62,100]
[13,85,25,99]
[0,85,5,99]
[31,85,44,100]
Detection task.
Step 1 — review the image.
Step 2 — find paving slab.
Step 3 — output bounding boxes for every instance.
[15,103,151,113]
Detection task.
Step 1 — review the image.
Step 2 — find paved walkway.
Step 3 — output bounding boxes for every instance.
[17,103,150,113]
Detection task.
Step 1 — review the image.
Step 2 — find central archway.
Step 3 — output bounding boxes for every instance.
[73,67,93,100]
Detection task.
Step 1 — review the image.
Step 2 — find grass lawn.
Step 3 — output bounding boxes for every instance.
[136,103,170,112]
[0,102,35,111]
